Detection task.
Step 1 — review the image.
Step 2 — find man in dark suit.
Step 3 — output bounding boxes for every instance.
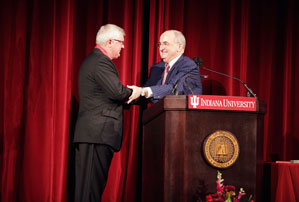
[128,30,202,103]
[73,24,141,202]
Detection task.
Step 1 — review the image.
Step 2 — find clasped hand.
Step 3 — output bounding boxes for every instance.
[126,85,142,104]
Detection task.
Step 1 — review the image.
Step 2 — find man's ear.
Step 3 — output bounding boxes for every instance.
[177,43,183,52]
[106,39,113,47]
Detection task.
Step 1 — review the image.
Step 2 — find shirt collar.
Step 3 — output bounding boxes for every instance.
[94,44,111,59]
[167,54,182,70]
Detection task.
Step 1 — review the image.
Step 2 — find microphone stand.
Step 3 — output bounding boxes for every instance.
[171,69,206,95]
[193,57,257,98]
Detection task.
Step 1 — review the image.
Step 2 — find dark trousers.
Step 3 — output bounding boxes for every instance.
[74,143,114,202]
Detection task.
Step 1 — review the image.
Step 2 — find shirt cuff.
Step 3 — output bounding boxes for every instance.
[143,87,153,98]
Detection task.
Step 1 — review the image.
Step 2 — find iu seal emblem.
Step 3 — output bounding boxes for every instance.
[203,130,239,169]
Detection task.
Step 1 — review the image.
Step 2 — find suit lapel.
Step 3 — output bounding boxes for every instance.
[94,48,119,77]
[165,55,184,84]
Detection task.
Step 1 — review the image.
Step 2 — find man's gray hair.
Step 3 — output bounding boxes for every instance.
[172,30,186,50]
[96,24,125,46]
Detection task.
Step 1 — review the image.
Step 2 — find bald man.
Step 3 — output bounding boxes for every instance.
[128,30,202,103]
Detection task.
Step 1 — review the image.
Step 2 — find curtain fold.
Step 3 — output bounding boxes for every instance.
[1,0,298,202]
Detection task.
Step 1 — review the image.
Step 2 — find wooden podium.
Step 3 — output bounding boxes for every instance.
[141,95,266,202]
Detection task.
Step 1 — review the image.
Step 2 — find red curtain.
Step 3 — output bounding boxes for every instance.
[1,0,298,202]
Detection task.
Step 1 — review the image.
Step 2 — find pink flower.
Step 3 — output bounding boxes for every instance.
[206,172,247,202]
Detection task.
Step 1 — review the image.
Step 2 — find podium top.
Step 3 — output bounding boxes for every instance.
[142,95,266,124]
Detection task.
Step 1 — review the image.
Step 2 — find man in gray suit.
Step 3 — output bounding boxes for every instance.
[73,24,140,202]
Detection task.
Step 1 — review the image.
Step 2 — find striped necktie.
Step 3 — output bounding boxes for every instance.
[162,63,170,85]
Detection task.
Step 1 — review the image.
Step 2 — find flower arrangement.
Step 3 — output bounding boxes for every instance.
[205,171,248,202]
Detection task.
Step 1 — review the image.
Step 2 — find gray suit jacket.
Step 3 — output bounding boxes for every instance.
[73,48,132,151]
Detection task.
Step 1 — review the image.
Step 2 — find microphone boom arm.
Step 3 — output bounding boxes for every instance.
[202,66,257,98]
[193,57,257,98]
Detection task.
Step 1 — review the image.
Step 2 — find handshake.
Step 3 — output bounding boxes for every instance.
[126,85,148,104]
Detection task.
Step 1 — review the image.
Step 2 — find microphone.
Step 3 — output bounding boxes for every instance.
[193,57,257,98]
[193,57,203,66]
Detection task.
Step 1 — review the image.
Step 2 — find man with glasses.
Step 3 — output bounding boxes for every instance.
[73,24,141,202]
[128,30,202,103]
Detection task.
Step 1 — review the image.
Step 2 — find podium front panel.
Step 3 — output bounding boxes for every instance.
[142,96,265,202]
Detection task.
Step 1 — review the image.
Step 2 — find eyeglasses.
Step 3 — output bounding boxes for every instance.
[112,39,125,45]
[157,41,171,48]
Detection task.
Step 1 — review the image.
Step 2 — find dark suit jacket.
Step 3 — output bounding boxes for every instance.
[73,48,132,151]
[143,62,164,87]
[150,55,202,102]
